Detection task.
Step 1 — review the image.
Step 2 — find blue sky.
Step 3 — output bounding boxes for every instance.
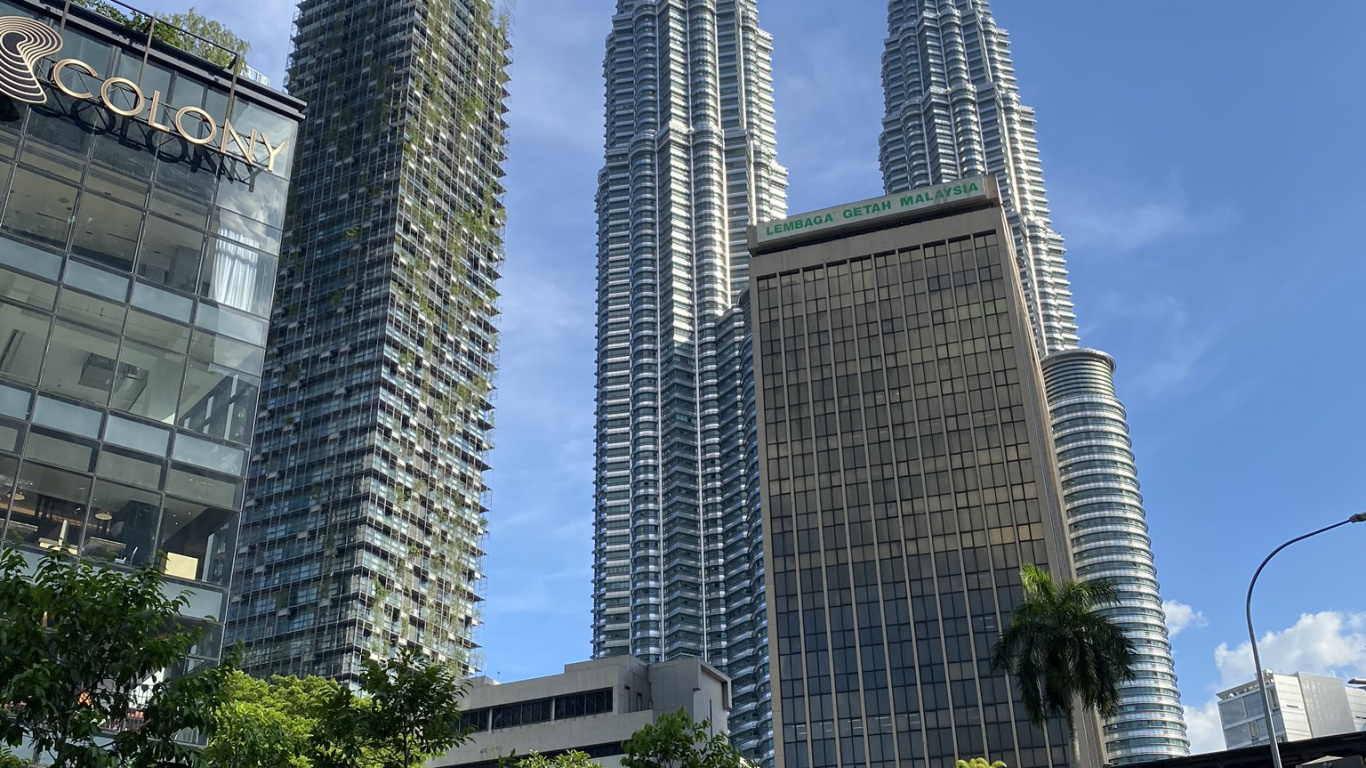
[139,0,1366,753]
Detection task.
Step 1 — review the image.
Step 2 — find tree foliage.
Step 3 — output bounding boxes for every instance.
[621,711,745,768]
[954,760,1007,768]
[205,647,470,768]
[505,751,600,768]
[0,547,226,768]
[990,563,1137,732]
[69,0,249,70]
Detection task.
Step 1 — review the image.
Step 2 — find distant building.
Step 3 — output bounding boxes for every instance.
[432,656,731,768]
[748,176,1102,768]
[1219,672,1366,748]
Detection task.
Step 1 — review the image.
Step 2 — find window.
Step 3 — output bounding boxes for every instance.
[85,480,159,566]
[71,194,142,272]
[4,461,92,553]
[157,494,235,585]
[137,215,203,294]
[553,688,613,719]
[39,319,121,405]
[0,302,53,386]
[2,168,77,247]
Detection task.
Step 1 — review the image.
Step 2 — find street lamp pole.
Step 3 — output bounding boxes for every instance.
[1245,512,1366,768]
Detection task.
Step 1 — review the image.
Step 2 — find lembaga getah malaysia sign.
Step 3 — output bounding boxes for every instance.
[756,177,988,245]
[0,15,287,172]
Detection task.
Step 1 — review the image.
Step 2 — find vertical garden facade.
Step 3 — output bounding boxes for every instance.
[226,0,510,680]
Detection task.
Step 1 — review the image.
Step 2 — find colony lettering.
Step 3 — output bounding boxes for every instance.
[49,57,287,172]
[757,178,986,244]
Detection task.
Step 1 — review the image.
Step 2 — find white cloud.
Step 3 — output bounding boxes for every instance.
[1184,698,1225,755]
[1057,174,1236,255]
[1164,600,1208,637]
[1213,611,1366,689]
[1181,612,1366,754]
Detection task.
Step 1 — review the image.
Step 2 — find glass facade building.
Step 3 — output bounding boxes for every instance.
[750,179,1103,768]
[225,0,510,680]
[879,2,1189,760]
[590,0,786,760]
[0,0,301,666]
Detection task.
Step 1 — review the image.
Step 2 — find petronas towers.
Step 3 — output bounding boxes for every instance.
[591,0,1187,766]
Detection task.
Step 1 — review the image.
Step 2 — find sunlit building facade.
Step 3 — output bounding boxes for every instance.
[590,0,786,760]
[879,1,1189,761]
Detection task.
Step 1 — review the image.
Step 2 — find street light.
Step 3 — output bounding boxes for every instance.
[1245,512,1366,768]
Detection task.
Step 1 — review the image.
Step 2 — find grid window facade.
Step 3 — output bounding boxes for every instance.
[755,228,1075,768]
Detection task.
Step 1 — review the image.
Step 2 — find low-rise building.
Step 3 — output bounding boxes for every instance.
[432,656,731,768]
[1219,672,1366,748]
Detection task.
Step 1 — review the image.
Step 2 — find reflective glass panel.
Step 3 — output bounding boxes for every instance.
[2,168,77,247]
[39,319,121,405]
[85,480,159,566]
[6,462,91,553]
[0,302,51,386]
[158,494,235,585]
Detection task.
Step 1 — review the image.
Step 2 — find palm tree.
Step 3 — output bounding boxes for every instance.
[990,563,1136,757]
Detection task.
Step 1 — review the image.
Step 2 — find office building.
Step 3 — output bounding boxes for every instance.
[590,0,786,760]
[750,177,1104,768]
[879,2,1188,760]
[0,0,300,664]
[224,0,510,679]
[433,656,731,768]
[1219,673,1366,749]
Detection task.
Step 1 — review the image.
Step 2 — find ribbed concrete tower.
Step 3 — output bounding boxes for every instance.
[880,2,1189,762]
[590,0,786,761]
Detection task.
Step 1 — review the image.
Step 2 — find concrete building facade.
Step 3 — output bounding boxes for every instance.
[1219,673,1366,749]
[433,656,731,768]
[748,177,1103,768]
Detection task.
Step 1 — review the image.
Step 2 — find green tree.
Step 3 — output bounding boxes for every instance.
[621,711,745,768]
[954,760,1007,768]
[990,563,1136,759]
[505,751,599,768]
[69,0,249,69]
[205,647,470,768]
[0,548,226,768]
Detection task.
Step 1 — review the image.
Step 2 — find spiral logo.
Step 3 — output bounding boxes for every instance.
[0,17,62,105]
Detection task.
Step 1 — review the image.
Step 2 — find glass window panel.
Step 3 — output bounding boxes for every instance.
[18,139,83,181]
[130,281,193,321]
[0,126,18,159]
[91,127,156,180]
[32,396,102,437]
[64,259,130,301]
[0,265,57,309]
[0,453,16,531]
[149,184,210,231]
[25,96,91,160]
[179,358,259,445]
[0,303,53,386]
[187,330,263,373]
[5,462,92,553]
[104,414,170,455]
[169,73,208,111]
[200,236,275,316]
[171,433,243,475]
[165,463,239,508]
[113,339,185,423]
[23,428,94,471]
[2,168,78,247]
[115,54,172,102]
[71,194,141,272]
[193,303,266,345]
[228,100,297,179]
[58,27,113,71]
[211,208,281,254]
[137,216,203,294]
[0,382,30,418]
[86,480,159,566]
[215,170,287,229]
[0,419,18,453]
[0,234,63,280]
[38,319,121,405]
[96,446,162,490]
[158,494,235,586]
[123,308,190,353]
[56,289,126,335]
[85,166,149,208]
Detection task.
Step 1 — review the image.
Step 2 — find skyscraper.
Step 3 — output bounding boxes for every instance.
[225,0,510,680]
[879,2,1189,762]
[750,177,1104,768]
[590,0,786,759]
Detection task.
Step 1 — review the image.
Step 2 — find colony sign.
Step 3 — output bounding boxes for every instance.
[756,177,988,245]
[49,58,288,172]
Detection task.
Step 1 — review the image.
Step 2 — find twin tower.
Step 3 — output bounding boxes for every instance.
[589,2,1188,766]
